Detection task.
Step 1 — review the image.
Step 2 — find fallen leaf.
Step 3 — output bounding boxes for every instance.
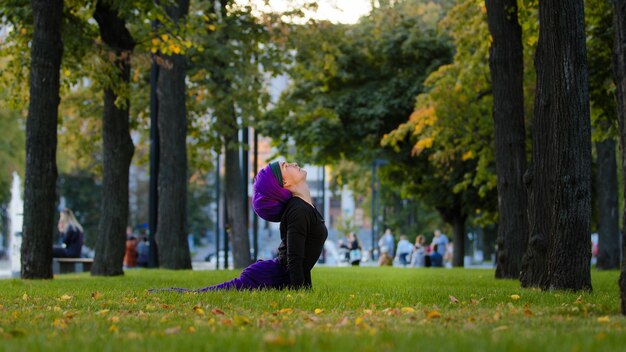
[60,294,72,301]
[188,326,197,333]
[279,308,293,314]
[510,294,520,301]
[597,316,610,323]
[492,326,509,332]
[96,309,110,316]
[164,326,181,334]
[314,308,323,314]
[401,307,415,314]
[449,295,460,304]
[22,293,28,301]
[110,316,120,323]
[426,310,441,319]
[263,333,295,346]
[211,308,225,315]
[193,306,205,315]
[91,292,102,300]
[109,325,119,333]
[233,315,251,326]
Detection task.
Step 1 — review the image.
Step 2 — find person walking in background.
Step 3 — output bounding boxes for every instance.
[410,235,426,267]
[444,241,454,268]
[346,232,362,266]
[430,244,444,267]
[378,247,393,266]
[124,226,138,269]
[431,229,448,257]
[395,235,413,266]
[378,228,395,258]
[52,208,84,258]
[136,235,150,268]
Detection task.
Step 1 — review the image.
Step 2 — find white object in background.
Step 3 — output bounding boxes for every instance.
[9,172,23,278]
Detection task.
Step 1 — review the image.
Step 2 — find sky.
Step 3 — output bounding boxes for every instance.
[258,0,372,24]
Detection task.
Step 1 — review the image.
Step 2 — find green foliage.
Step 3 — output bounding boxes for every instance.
[0,103,25,205]
[260,1,453,165]
[585,0,617,141]
[0,269,623,351]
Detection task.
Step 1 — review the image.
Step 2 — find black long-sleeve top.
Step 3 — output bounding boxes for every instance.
[61,225,83,258]
[277,197,328,289]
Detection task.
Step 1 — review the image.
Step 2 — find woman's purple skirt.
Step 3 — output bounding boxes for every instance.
[149,258,290,293]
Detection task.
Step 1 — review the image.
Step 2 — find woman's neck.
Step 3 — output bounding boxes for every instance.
[289,183,313,206]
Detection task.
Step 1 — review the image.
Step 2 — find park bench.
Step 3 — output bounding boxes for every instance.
[52,258,94,274]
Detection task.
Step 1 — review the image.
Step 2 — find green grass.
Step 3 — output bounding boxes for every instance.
[0,267,624,351]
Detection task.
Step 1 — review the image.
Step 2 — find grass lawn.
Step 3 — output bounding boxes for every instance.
[0,267,624,351]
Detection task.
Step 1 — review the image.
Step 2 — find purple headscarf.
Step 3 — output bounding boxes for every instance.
[252,162,292,222]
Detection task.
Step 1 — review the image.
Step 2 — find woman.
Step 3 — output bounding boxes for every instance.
[152,161,328,292]
[410,235,426,267]
[345,233,362,266]
[53,208,84,258]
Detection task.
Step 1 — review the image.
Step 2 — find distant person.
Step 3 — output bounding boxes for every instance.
[430,244,444,267]
[136,236,150,268]
[395,235,413,266]
[378,228,395,258]
[53,208,84,258]
[444,241,454,267]
[378,247,393,266]
[410,235,426,267]
[124,227,138,268]
[347,233,362,266]
[431,229,449,256]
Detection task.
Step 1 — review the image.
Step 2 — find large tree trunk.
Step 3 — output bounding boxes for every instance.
[91,2,135,276]
[21,0,63,279]
[595,138,620,270]
[524,0,592,291]
[224,126,252,269]
[155,0,192,269]
[485,0,528,279]
[612,0,626,315]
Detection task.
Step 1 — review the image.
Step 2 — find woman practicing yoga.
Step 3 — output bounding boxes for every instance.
[151,161,328,292]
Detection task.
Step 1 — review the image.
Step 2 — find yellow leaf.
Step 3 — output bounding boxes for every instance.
[188,326,196,333]
[91,292,102,300]
[355,316,364,326]
[279,308,293,314]
[110,316,120,323]
[161,34,169,41]
[461,151,474,161]
[22,293,28,301]
[401,307,415,314]
[193,306,205,315]
[53,306,61,312]
[145,304,156,311]
[97,309,110,316]
[510,294,521,301]
[233,315,250,326]
[597,316,610,323]
[426,310,441,319]
[151,38,160,46]
[60,294,72,301]
[208,24,216,31]
[314,308,323,314]
[109,325,119,333]
[20,28,27,35]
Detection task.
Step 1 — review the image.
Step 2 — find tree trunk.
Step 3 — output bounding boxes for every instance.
[524,0,592,291]
[224,126,252,269]
[595,138,620,270]
[485,0,528,280]
[612,0,626,314]
[437,203,466,267]
[155,0,192,269]
[21,0,63,279]
[91,1,135,276]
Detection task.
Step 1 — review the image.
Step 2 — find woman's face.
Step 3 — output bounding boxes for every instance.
[280,162,307,187]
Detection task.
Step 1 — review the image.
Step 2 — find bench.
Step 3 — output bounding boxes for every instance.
[52,258,94,274]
